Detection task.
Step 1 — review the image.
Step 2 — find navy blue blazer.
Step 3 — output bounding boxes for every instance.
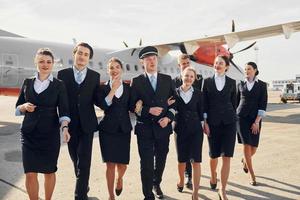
[57,68,101,134]
[237,79,268,119]
[98,81,132,134]
[16,77,69,133]
[203,75,237,126]
[130,73,176,138]
[174,87,203,135]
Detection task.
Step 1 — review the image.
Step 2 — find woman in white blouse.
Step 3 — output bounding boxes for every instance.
[236,62,268,186]
[15,48,70,200]
[173,67,204,200]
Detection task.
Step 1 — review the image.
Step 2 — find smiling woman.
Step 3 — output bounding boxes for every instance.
[14,48,71,200]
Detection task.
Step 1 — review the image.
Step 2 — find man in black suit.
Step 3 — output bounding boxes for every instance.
[130,46,176,200]
[172,53,203,189]
[57,42,101,200]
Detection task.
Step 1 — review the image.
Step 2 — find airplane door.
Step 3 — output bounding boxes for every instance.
[1,54,19,87]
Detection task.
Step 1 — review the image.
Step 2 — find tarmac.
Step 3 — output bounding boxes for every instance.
[0,91,299,200]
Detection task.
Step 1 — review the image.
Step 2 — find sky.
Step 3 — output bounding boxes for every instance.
[1,0,300,83]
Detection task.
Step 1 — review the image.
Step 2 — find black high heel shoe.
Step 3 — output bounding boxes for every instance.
[241,158,248,173]
[115,178,123,196]
[210,173,217,190]
[177,184,183,192]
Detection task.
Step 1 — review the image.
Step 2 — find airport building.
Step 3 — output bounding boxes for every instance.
[271,74,300,90]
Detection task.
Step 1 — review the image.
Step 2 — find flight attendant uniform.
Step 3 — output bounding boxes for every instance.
[98,81,132,164]
[174,86,204,163]
[203,74,237,158]
[237,78,268,147]
[15,74,69,173]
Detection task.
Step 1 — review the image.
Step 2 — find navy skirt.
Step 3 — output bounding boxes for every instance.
[99,131,131,164]
[237,116,261,147]
[21,127,60,174]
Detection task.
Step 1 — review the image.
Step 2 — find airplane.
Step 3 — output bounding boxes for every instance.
[0,20,300,96]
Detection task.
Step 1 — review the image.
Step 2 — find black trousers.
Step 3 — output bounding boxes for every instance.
[68,127,94,200]
[137,133,170,200]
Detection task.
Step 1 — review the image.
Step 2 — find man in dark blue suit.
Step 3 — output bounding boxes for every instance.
[57,42,101,200]
[130,46,176,200]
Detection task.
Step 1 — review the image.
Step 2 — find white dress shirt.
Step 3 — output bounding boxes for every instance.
[105,79,124,106]
[214,73,226,91]
[179,86,194,104]
[245,76,258,91]
[34,73,53,94]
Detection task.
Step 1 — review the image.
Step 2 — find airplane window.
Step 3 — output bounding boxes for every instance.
[134,65,138,71]
[98,62,103,69]
[89,61,93,67]
[5,61,13,66]
[164,67,167,72]
[69,59,73,65]
[170,67,174,73]
[126,64,130,71]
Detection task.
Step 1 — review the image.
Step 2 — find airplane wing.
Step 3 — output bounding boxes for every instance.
[0,29,25,38]
[112,20,300,56]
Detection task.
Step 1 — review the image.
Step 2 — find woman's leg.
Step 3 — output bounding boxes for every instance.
[106,162,116,200]
[244,145,257,182]
[116,164,127,190]
[177,162,186,187]
[192,162,201,200]
[219,157,231,200]
[210,158,218,184]
[25,172,39,200]
[44,173,56,200]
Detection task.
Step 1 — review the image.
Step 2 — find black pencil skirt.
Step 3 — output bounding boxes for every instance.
[99,131,131,164]
[207,122,236,159]
[21,128,60,174]
[237,116,261,147]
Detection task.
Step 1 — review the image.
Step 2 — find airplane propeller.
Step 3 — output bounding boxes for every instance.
[123,38,143,56]
[227,41,257,73]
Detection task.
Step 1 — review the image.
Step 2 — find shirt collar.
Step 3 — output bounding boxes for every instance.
[146,72,158,79]
[109,78,123,87]
[179,86,194,93]
[214,73,226,79]
[245,76,258,83]
[73,65,87,74]
[34,72,53,82]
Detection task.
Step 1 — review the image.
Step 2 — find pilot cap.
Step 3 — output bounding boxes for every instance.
[139,46,158,59]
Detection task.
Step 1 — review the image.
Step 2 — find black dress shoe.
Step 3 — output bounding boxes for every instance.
[241,158,248,173]
[177,184,183,192]
[210,181,217,190]
[115,188,123,196]
[185,178,193,190]
[153,185,164,199]
[250,180,257,186]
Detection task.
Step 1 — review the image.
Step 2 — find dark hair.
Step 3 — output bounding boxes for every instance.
[35,48,54,62]
[73,42,94,59]
[246,61,259,76]
[107,57,123,69]
[216,55,230,66]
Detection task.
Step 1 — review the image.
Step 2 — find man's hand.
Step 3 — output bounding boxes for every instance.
[158,117,170,128]
[149,107,163,116]
[167,96,175,106]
